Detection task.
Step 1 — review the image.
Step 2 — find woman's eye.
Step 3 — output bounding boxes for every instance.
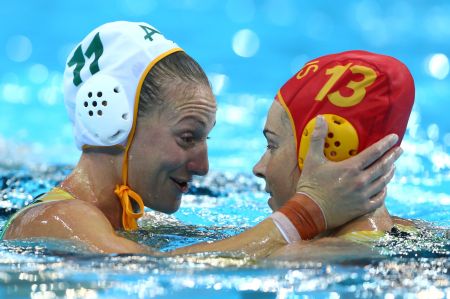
[178,131,208,148]
[266,143,277,151]
[179,133,197,147]
[181,135,194,144]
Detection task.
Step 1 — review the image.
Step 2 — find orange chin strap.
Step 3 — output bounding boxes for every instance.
[114,185,145,230]
[114,47,184,231]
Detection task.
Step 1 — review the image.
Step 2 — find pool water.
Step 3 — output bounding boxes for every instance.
[1,1,450,298]
[0,165,448,298]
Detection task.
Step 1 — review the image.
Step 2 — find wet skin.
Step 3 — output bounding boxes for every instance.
[3,82,221,253]
[128,84,217,214]
[3,80,402,254]
[253,101,299,210]
[253,100,396,235]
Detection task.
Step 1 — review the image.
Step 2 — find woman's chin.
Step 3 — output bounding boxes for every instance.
[149,195,182,214]
[165,199,182,214]
[268,195,292,211]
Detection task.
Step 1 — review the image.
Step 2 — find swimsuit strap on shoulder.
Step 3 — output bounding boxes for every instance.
[339,230,386,245]
[0,187,75,240]
[36,187,75,202]
[340,223,418,245]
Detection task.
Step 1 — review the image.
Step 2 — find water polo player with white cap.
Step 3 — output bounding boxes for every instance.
[253,50,415,249]
[1,22,402,255]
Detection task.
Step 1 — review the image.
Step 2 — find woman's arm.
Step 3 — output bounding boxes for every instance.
[4,124,401,257]
[168,125,401,257]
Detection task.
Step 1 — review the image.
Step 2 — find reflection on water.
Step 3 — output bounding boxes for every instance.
[0,1,449,297]
[0,236,448,298]
[0,165,448,298]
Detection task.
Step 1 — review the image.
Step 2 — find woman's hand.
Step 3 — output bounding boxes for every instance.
[296,115,402,229]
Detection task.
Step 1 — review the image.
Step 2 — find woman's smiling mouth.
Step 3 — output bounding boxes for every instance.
[170,177,190,193]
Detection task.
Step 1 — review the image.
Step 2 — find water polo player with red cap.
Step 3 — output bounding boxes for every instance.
[254,50,415,249]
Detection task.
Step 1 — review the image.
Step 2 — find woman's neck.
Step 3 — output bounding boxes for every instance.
[330,204,393,237]
[59,152,124,229]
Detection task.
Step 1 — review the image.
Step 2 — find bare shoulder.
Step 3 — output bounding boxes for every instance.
[4,199,152,254]
[4,199,114,240]
[391,216,415,227]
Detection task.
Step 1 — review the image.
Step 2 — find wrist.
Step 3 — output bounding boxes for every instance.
[271,193,327,243]
[295,191,328,230]
[269,211,301,244]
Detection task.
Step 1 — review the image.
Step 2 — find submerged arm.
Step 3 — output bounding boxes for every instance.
[268,236,382,262]
[167,218,285,258]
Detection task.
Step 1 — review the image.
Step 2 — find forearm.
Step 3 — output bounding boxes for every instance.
[166,218,287,258]
[165,193,327,258]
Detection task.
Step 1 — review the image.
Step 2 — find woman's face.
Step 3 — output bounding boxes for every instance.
[253,101,300,211]
[128,83,216,214]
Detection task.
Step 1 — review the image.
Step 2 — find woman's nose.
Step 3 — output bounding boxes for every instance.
[187,143,209,176]
[252,153,267,179]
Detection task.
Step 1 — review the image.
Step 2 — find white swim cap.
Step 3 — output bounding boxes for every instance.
[64,21,182,149]
[63,21,183,231]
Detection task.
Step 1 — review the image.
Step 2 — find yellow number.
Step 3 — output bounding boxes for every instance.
[315,64,377,108]
[296,60,319,80]
[315,63,351,102]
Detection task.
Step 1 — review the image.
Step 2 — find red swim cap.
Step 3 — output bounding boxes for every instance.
[276,50,415,169]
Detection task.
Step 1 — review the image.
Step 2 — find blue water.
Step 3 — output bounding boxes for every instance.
[0,167,449,298]
[0,1,449,298]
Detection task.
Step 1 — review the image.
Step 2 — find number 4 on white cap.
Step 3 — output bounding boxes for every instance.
[139,25,160,42]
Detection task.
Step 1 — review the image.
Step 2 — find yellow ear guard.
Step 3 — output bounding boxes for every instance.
[298,114,359,169]
[278,51,415,171]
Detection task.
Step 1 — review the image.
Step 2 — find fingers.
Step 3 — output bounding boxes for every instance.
[366,187,387,212]
[365,147,403,183]
[355,134,399,170]
[365,165,395,198]
[311,115,328,139]
[306,115,328,163]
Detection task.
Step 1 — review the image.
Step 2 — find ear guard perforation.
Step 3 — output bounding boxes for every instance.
[298,114,359,168]
[75,74,131,146]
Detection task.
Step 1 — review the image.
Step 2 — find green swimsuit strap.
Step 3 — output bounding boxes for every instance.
[339,223,417,245]
[0,188,74,240]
